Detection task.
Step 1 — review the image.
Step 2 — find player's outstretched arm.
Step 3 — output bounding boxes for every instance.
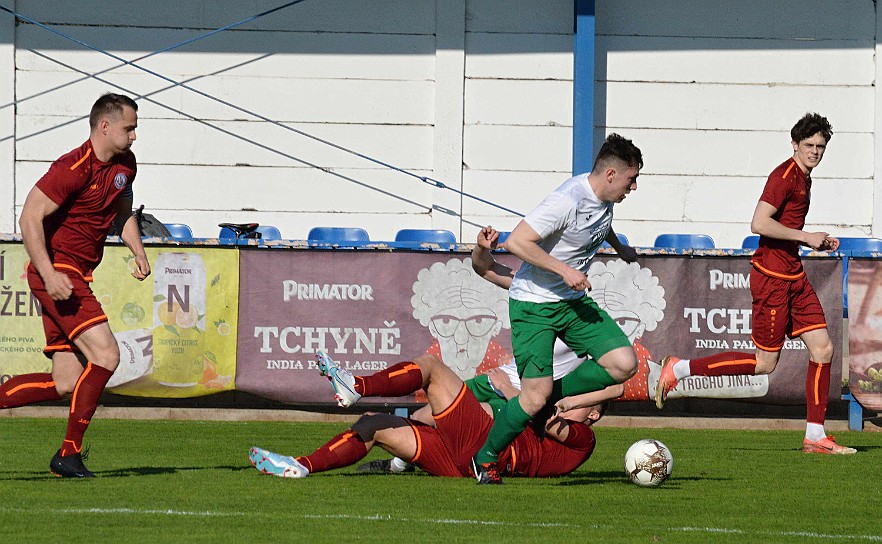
[554,383,624,415]
[605,227,637,263]
[751,200,828,249]
[471,225,515,289]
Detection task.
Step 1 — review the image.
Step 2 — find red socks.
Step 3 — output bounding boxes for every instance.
[297,430,368,473]
[806,360,830,425]
[689,352,757,376]
[0,373,61,408]
[60,363,113,456]
[354,362,422,397]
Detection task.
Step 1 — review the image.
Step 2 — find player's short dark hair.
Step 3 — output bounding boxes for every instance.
[791,113,832,143]
[89,93,138,129]
[596,400,610,420]
[593,133,643,171]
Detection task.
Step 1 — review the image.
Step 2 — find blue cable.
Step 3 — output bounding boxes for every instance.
[0,3,524,217]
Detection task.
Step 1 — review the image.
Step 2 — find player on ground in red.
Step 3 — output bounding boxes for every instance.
[249,352,606,480]
[655,112,855,455]
[3,93,150,476]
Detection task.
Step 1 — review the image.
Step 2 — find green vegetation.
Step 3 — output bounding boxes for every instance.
[0,418,879,543]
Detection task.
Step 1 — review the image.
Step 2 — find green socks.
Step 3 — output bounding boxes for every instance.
[474,395,532,465]
[558,360,617,397]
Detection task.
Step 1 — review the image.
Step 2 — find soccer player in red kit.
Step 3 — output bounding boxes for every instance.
[4,93,151,477]
[248,352,601,480]
[655,113,855,455]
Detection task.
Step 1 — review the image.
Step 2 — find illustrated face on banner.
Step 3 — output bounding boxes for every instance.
[411,258,510,380]
[587,260,666,345]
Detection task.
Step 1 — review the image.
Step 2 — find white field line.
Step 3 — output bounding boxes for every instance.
[0,507,879,541]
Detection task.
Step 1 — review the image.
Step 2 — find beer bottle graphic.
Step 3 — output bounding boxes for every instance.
[152,252,206,387]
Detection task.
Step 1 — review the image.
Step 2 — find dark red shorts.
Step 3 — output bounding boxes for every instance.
[750,267,826,352]
[28,264,108,359]
[409,384,494,477]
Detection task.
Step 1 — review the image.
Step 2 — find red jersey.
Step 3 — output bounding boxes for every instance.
[504,420,596,477]
[414,383,595,478]
[34,139,136,277]
[751,158,810,279]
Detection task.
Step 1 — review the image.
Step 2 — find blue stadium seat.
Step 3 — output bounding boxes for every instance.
[395,229,456,245]
[742,235,760,249]
[836,237,882,253]
[163,223,193,240]
[654,233,715,249]
[602,233,630,248]
[218,223,280,243]
[308,227,370,243]
[256,225,282,241]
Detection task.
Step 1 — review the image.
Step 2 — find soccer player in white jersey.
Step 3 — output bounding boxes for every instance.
[471,134,643,484]
[358,226,625,473]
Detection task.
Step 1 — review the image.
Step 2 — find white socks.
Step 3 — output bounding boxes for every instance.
[805,423,826,442]
[390,457,411,473]
[673,358,691,380]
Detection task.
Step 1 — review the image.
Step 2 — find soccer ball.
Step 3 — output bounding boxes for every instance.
[624,438,674,487]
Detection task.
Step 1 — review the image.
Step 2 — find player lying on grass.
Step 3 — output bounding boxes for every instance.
[249,352,616,480]
[357,353,623,474]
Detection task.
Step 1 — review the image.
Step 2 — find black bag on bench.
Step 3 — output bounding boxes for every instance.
[109,205,172,238]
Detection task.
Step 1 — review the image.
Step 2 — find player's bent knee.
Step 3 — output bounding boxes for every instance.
[518,389,551,415]
[754,360,776,375]
[54,380,76,397]
[812,343,834,364]
[600,348,638,382]
[92,353,121,372]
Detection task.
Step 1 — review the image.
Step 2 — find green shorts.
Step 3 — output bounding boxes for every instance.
[509,296,631,379]
[464,375,507,417]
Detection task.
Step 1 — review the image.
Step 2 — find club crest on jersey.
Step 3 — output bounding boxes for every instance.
[113,173,128,190]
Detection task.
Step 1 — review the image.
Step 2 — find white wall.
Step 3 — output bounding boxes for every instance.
[0,14,14,232]
[462,0,575,235]
[3,0,880,248]
[596,0,877,248]
[7,0,570,242]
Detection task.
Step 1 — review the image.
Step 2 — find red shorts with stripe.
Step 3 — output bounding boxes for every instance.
[409,383,497,477]
[27,264,108,358]
[750,266,826,352]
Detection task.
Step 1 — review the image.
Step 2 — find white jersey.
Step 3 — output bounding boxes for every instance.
[509,173,613,303]
[493,338,586,393]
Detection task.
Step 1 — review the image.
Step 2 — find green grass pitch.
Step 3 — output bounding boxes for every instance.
[0,417,879,543]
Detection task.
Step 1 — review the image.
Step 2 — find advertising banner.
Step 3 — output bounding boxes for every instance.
[236,250,843,407]
[0,243,239,398]
[235,250,515,405]
[0,244,51,379]
[616,255,842,405]
[846,258,882,410]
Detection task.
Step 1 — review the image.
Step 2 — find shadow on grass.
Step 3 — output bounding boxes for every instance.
[554,470,729,486]
[0,464,251,480]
